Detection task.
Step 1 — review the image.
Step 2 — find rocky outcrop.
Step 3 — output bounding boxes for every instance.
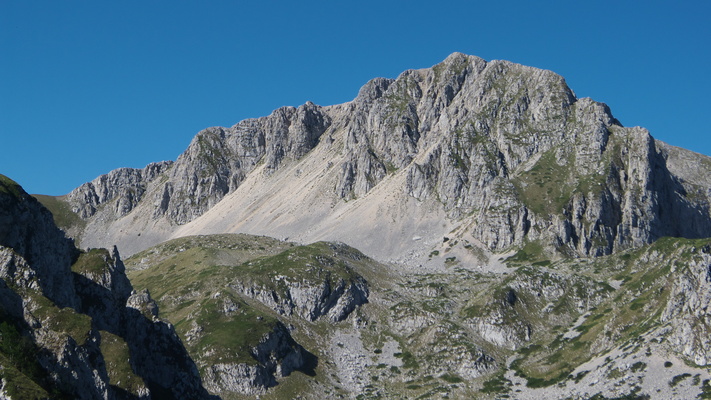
[467,267,613,350]
[126,288,160,318]
[153,101,331,225]
[57,53,711,262]
[11,52,711,399]
[234,272,369,322]
[203,363,273,396]
[202,323,306,395]
[661,246,711,365]
[0,175,211,399]
[73,246,133,332]
[329,53,711,256]
[0,245,114,400]
[0,175,78,308]
[231,243,370,322]
[67,161,173,218]
[122,306,208,399]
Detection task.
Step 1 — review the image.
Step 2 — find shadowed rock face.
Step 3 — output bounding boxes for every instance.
[0,175,78,308]
[0,175,213,399]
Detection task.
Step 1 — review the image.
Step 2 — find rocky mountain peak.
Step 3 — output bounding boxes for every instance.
[354,76,394,105]
[50,53,711,262]
[66,160,173,219]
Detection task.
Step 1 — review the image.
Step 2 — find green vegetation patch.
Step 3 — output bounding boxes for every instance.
[128,236,374,372]
[512,147,607,218]
[72,248,112,276]
[513,150,575,216]
[506,238,711,386]
[0,357,50,400]
[439,373,463,383]
[126,234,291,276]
[506,240,546,264]
[0,174,23,198]
[629,361,646,373]
[700,379,711,399]
[33,194,86,233]
[99,330,147,396]
[219,241,370,305]
[30,293,92,346]
[0,319,48,399]
[189,295,280,367]
[669,373,691,388]
[480,371,511,394]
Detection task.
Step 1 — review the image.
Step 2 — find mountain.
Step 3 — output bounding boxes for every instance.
[10,52,711,398]
[45,53,711,268]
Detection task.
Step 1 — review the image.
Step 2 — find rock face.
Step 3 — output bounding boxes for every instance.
[466,267,613,350]
[157,101,330,225]
[67,161,173,219]
[232,243,370,322]
[661,245,711,365]
[124,237,372,396]
[235,275,369,322]
[0,176,78,308]
[0,175,211,399]
[54,53,711,263]
[202,323,306,395]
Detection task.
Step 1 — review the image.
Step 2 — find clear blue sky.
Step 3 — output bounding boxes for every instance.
[2,1,710,195]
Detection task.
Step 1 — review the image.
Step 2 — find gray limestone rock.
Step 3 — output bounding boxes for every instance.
[67,161,173,219]
[61,53,711,261]
[12,52,711,398]
[154,101,331,225]
[662,248,711,365]
[202,322,306,395]
[233,272,369,322]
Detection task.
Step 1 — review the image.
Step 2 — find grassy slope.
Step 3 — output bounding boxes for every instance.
[126,234,402,398]
[122,232,711,398]
[504,237,711,389]
[126,234,291,368]
[126,235,377,373]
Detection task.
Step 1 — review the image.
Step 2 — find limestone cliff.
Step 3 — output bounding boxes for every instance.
[67,161,173,219]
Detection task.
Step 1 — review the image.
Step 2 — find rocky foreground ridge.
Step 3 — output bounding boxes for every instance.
[0,175,214,399]
[5,170,711,398]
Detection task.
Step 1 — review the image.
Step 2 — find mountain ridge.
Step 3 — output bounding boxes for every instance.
[44,52,711,266]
